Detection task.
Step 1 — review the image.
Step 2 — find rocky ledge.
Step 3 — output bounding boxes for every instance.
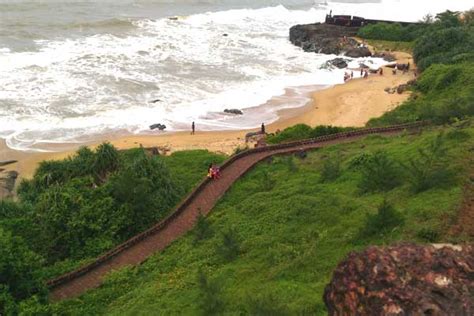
[324,243,474,315]
[0,160,18,199]
[289,23,371,58]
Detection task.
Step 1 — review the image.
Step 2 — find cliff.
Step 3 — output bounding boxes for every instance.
[289,23,371,57]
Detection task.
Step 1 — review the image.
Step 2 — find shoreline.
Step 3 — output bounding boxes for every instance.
[0,51,413,184]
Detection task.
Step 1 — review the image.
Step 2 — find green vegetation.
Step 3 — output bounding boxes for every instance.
[360,9,474,127]
[359,10,474,71]
[364,39,414,53]
[50,123,473,314]
[357,22,426,42]
[1,9,473,314]
[267,124,353,144]
[0,148,225,313]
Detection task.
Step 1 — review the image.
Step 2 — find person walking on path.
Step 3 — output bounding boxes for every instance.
[191,121,195,135]
[261,122,265,134]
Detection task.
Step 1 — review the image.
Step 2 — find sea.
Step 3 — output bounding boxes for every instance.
[1,0,472,151]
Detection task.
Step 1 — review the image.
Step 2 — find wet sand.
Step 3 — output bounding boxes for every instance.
[0,51,414,181]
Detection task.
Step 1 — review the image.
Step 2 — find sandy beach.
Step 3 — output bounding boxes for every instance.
[0,51,413,184]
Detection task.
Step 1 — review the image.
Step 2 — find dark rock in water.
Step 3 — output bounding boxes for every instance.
[328,58,348,69]
[150,99,162,103]
[344,47,371,58]
[222,33,228,37]
[149,123,166,131]
[324,243,474,316]
[289,23,369,57]
[224,109,243,115]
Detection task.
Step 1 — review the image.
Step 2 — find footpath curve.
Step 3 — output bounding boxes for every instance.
[47,122,426,301]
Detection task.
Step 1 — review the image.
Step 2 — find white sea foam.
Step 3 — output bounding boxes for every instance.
[1,1,473,151]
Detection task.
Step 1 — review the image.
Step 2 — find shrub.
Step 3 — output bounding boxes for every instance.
[93,142,120,183]
[216,228,240,262]
[0,228,45,314]
[283,156,298,172]
[197,270,223,315]
[358,151,401,193]
[360,200,404,237]
[193,214,213,244]
[403,133,456,193]
[357,22,423,42]
[416,228,440,242]
[320,157,341,182]
[245,292,290,315]
[347,153,373,170]
[267,124,353,144]
[260,170,276,191]
[267,124,312,144]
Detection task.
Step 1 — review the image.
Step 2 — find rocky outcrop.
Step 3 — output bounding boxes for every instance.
[324,243,474,316]
[373,51,397,62]
[289,23,371,58]
[0,168,18,199]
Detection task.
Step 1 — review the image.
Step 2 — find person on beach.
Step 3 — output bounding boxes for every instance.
[191,121,195,135]
[379,68,384,75]
[364,70,369,79]
[261,122,265,134]
[350,71,354,79]
[360,68,364,76]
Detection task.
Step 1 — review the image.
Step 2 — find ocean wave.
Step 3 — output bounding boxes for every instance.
[66,17,137,30]
[1,1,473,151]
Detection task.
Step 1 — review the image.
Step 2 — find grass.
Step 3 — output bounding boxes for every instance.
[51,122,473,315]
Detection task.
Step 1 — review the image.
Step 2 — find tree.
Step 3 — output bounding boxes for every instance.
[0,228,44,314]
[93,142,120,183]
[435,10,462,28]
[404,133,456,193]
[360,200,404,237]
[358,151,401,193]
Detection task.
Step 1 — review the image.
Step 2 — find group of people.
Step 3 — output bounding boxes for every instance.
[208,163,221,180]
[343,71,354,82]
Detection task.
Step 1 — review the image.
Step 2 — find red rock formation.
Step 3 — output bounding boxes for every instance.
[324,243,474,315]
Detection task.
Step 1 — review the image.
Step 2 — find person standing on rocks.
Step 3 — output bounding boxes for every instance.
[261,123,266,134]
[191,121,195,135]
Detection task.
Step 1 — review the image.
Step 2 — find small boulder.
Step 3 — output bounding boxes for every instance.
[373,52,397,62]
[328,58,348,69]
[149,123,166,131]
[224,109,243,115]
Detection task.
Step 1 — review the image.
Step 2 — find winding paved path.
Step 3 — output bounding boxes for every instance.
[47,123,424,301]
